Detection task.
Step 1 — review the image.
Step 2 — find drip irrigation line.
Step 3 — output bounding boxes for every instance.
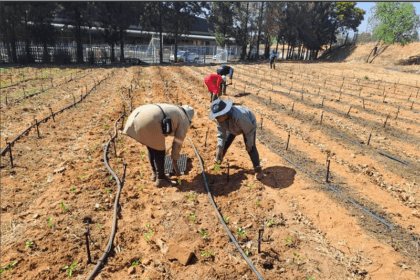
[378,152,411,167]
[86,112,126,280]
[0,76,109,157]
[258,136,394,230]
[331,131,363,147]
[187,137,265,280]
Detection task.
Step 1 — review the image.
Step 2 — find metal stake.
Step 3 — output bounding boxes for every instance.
[367,132,372,145]
[258,221,264,254]
[321,97,324,107]
[84,219,92,264]
[260,118,263,130]
[7,142,14,168]
[291,102,295,112]
[347,106,352,116]
[362,98,365,109]
[383,115,390,128]
[286,132,290,151]
[320,111,324,125]
[226,159,230,182]
[411,101,414,110]
[49,107,55,122]
[395,107,400,119]
[35,119,40,138]
[204,128,209,147]
[326,160,331,183]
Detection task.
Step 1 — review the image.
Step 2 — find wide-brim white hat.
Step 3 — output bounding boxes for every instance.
[181,105,194,123]
[209,99,233,120]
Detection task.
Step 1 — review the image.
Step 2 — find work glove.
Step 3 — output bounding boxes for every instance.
[172,159,181,176]
[214,147,224,164]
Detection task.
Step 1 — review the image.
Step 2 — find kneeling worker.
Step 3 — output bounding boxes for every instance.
[123,103,194,187]
[209,99,263,180]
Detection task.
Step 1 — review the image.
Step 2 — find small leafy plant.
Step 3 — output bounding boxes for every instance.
[103,125,109,130]
[266,220,275,227]
[199,229,208,239]
[96,223,103,230]
[223,216,230,223]
[140,151,146,160]
[144,231,155,242]
[285,236,291,244]
[104,189,111,194]
[62,261,78,278]
[245,250,250,256]
[237,227,246,239]
[86,157,92,162]
[255,201,260,207]
[0,261,17,275]
[109,175,113,181]
[146,221,150,229]
[139,173,143,179]
[188,213,197,223]
[178,179,182,185]
[137,185,143,191]
[131,259,141,267]
[293,252,305,263]
[247,183,255,189]
[214,162,221,173]
[364,75,368,80]
[60,202,68,212]
[47,217,54,228]
[70,187,76,193]
[26,241,34,249]
[201,251,215,257]
[188,194,195,200]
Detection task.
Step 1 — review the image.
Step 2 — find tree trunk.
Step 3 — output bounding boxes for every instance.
[282,39,285,60]
[256,2,264,60]
[159,3,163,64]
[241,2,249,61]
[11,25,17,63]
[174,18,178,63]
[111,42,115,63]
[369,43,390,63]
[366,42,380,63]
[315,49,319,60]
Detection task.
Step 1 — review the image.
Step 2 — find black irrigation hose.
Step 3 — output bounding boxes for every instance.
[258,137,394,230]
[378,151,411,166]
[0,75,109,157]
[86,113,126,280]
[187,137,265,280]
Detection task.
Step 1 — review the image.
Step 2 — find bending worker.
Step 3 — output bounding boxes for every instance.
[123,103,194,187]
[216,64,234,95]
[209,99,263,181]
[204,73,224,102]
[269,50,278,69]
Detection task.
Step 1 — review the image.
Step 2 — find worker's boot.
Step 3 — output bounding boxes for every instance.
[253,166,263,181]
[150,172,157,182]
[155,177,177,187]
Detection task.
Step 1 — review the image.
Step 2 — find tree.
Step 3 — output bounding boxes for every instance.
[207,2,235,46]
[0,2,24,63]
[366,2,420,63]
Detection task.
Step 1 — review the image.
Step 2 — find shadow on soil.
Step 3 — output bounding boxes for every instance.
[318,44,358,62]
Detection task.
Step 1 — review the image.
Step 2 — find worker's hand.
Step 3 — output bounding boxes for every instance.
[172,159,181,176]
[215,147,224,163]
[246,146,252,153]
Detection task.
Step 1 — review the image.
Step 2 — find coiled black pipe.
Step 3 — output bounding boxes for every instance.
[86,112,126,280]
[187,137,265,280]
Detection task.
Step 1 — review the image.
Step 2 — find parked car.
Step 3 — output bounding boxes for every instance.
[170,51,199,63]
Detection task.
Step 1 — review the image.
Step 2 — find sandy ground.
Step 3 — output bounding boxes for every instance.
[1,43,420,279]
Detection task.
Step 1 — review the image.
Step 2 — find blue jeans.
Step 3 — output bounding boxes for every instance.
[223,131,260,169]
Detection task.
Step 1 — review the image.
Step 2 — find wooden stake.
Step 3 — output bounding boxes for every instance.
[326,160,330,183]
[411,100,414,110]
[49,107,55,122]
[321,97,324,107]
[395,106,400,119]
[285,132,290,151]
[260,118,263,130]
[383,115,390,128]
[320,110,324,125]
[362,98,365,109]
[367,132,372,145]
[291,102,295,112]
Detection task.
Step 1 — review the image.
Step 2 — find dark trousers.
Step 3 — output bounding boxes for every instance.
[223,131,260,169]
[210,93,219,102]
[270,59,276,69]
[147,146,166,179]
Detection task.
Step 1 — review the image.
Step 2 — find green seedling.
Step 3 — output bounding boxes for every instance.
[236,227,246,239]
[26,241,34,249]
[118,141,124,146]
[178,179,182,186]
[266,220,275,227]
[214,162,221,173]
[199,229,208,239]
[47,218,54,228]
[104,189,111,194]
[109,175,113,181]
[223,216,230,223]
[103,125,109,130]
[137,185,143,191]
[117,158,121,163]
[131,259,141,267]
[201,251,216,257]
[247,183,255,189]
[139,173,143,179]
[364,75,368,80]
[144,231,155,242]
[62,261,78,278]
[77,174,88,181]
[188,194,194,200]
[91,242,96,247]
[306,277,316,280]
[0,261,17,274]
[140,164,143,169]
[255,201,260,207]
[84,166,89,171]
[188,213,197,223]
[146,221,150,229]
[101,207,105,211]
[140,151,146,160]
[293,252,305,263]
[60,202,68,212]
[70,187,76,193]
[96,223,103,230]
[285,236,291,244]
[245,250,250,256]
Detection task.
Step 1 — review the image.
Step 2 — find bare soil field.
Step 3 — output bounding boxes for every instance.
[1,47,419,280]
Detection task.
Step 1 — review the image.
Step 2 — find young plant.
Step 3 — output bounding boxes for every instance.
[137,185,143,191]
[236,227,246,239]
[145,220,150,229]
[188,213,197,223]
[306,277,316,280]
[178,179,182,186]
[144,231,155,242]
[60,202,68,212]
[245,250,250,257]
[214,162,221,173]
[223,216,230,223]
[255,201,260,207]
[266,220,276,227]
[104,189,111,194]
[199,229,208,239]
[70,187,76,193]
[0,261,17,275]
[78,174,88,181]
[293,252,305,263]
[96,223,103,230]
[26,241,34,249]
[109,175,113,181]
[188,194,195,200]
[247,183,255,189]
[47,217,54,228]
[103,125,109,130]
[201,251,216,257]
[117,158,121,163]
[138,173,143,179]
[131,259,141,267]
[285,236,291,244]
[140,151,146,160]
[364,76,368,80]
[62,261,78,278]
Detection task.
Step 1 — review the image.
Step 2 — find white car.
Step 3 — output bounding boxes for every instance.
[170,51,199,63]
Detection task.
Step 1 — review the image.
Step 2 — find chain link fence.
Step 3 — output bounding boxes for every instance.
[0,43,241,65]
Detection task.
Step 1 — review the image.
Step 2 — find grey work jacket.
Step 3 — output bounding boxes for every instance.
[216,106,257,150]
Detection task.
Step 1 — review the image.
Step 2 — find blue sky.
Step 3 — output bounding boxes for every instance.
[355,2,420,34]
